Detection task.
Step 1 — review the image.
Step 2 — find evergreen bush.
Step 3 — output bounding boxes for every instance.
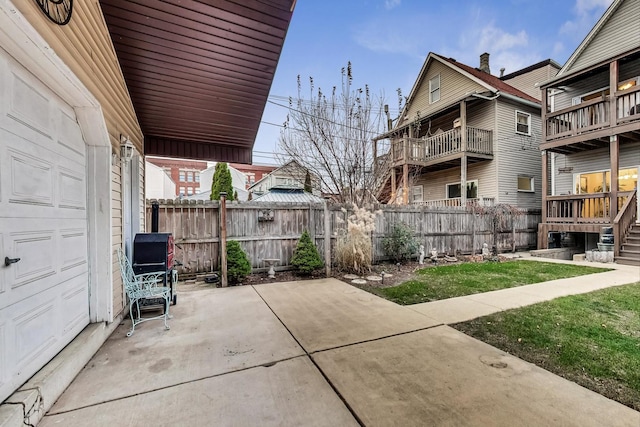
[226,240,251,284]
[291,230,323,274]
[210,162,234,201]
[382,222,419,263]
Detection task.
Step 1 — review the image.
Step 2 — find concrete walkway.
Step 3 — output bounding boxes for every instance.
[39,259,639,426]
[410,255,640,324]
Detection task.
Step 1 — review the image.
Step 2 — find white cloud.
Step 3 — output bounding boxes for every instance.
[559,0,613,38]
[478,24,528,52]
[352,14,429,59]
[384,0,401,10]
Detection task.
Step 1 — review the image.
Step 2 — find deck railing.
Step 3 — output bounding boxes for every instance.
[545,86,640,141]
[413,197,496,208]
[613,189,637,257]
[392,127,493,164]
[544,191,633,224]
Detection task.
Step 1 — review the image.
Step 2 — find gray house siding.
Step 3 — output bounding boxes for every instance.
[553,142,640,195]
[495,99,543,209]
[414,161,496,202]
[565,0,640,75]
[503,64,560,101]
[552,58,640,111]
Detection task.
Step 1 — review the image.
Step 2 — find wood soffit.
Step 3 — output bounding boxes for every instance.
[99,0,295,163]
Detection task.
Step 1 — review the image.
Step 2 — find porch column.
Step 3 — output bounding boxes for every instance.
[609,60,618,127]
[460,100,467,205]
[403,163,409,205]
[541,150,548,222]
[610,135,619,221]
[391,167,397,203]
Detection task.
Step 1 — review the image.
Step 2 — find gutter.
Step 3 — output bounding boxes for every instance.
[496,91,541,109]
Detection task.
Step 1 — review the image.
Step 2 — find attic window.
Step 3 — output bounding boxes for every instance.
[515,111,531,135]
[429,74,440,104]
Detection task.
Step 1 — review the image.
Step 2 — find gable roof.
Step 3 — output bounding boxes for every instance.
[439,56,540,104]
[500,59,561,81]
[386,52,540,137]
[558,0,625,77]
[248,159,305,190]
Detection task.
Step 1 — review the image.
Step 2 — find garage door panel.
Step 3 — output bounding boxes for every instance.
[61,278,90,335]
[7,148,55,207]
[58,167,86,210]
[0,47,90,403]
[60,228,88,272]
[10,230,57,289]
[14,300,57,373]
[57,109,85,159]
[7,72,52,139]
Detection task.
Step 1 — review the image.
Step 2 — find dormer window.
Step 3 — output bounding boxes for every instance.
[429,74,440,104]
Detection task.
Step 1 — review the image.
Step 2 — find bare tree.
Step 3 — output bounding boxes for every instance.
[278,62,391,205]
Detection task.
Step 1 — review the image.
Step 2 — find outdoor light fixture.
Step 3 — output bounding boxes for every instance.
[120,135,134,162]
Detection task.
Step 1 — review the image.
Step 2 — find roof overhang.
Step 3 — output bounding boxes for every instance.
[100,0,296,164]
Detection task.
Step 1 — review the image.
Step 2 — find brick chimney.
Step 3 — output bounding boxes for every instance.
[479,52,490,74]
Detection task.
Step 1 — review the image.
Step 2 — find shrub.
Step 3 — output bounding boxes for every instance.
[210,162,234,201]
[335,206,379,274]
[291,230,323,274]
[226,240,251,284]
[382,222,419,263]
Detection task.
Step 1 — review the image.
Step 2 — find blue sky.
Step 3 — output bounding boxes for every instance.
[251,0,614,165]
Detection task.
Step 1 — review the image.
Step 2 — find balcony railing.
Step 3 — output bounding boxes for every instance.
[413,197,495,208]
[392,127,493,164]
[544,191,633,224]
[545,86,640,141]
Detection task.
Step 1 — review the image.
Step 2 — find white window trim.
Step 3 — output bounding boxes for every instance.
[515,110,531,136]
[411,185,423,202]
[445,180,478,199]
[429,74,440,104]
[517,175,535,193]
[573,166,639,194]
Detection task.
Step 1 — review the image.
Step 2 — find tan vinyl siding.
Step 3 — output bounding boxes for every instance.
[414,162,497,201]
[495,100,543,209]
[401,59,486,127]
[502,64,560,101]
[111,162,124,314]
[566,0,640,75]
[553,142,640,195]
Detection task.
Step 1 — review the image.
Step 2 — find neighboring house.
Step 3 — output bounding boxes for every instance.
[501,59,562,101]
[374,52,548,210]
[538,0,640,264]
[194,163,249,201]
[230,163,278,189]
[249,160,322,198]
[253,186,325,202]
[145,162,177,200]
[0,0,294,416]
[146,157,208,197]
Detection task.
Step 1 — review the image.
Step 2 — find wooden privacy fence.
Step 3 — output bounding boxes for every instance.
[146,200,541,275]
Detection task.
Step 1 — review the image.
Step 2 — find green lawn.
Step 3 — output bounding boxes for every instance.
[375,260,610,304]
[453,283,640,410]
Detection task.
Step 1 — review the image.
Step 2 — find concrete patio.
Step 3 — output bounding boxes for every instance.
[36,262,639,427]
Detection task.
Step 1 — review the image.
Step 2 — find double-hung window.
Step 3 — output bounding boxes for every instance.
[429,74,440,104]
[515,111,531,135]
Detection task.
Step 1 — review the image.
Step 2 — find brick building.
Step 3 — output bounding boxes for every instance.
[146,157,208,197]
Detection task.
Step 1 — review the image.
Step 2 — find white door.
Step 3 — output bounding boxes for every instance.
[0,49,90,402]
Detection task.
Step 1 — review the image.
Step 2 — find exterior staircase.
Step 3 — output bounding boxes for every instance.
[617,223,640,266]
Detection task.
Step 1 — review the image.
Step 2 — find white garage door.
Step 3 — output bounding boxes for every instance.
[0,49,89,402]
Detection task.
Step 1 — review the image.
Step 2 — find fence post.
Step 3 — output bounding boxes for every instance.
[219,193,228,287]
[324,202,331,277]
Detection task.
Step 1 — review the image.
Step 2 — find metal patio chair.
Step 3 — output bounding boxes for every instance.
[117,248,171,337]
